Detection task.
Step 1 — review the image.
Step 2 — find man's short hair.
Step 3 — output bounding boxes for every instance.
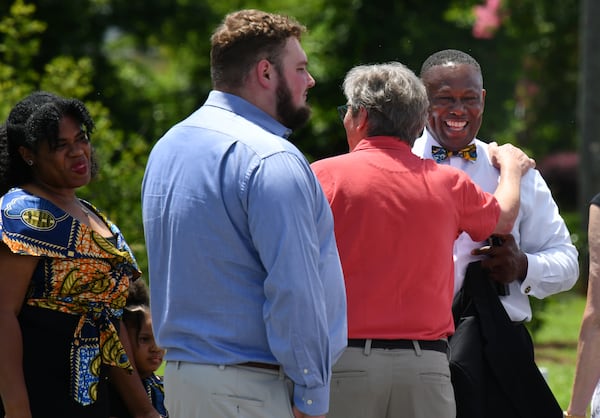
[210,9,306,90]
[420,49,481,78]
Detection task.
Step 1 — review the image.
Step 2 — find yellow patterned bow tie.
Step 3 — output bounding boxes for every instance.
[431,144,477,163]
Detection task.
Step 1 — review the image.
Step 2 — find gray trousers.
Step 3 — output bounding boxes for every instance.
[328,341,456,418]
[163,361,294,418]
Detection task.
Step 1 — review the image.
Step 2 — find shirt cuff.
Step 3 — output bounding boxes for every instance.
[293,381,330,416]
[519,253,540,296]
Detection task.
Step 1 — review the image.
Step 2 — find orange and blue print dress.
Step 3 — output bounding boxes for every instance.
[0,187,141,413]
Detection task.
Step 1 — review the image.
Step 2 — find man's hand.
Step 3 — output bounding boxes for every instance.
[488,142,536,176]
[471,233,528,284]
[293,405,325,418]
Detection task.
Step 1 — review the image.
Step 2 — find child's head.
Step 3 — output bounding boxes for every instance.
[124,280,165,378]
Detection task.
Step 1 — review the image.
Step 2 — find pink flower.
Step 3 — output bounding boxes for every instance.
[473,0,503,39]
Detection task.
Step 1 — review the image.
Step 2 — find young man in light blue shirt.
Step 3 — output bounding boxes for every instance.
[141,9,347,418]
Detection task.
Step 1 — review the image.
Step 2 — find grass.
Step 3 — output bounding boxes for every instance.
[534,290,586,410]
[157,361,165,377]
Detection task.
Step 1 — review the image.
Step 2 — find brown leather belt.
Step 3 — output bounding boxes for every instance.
[348,339,447,353]
[241,361,280,371]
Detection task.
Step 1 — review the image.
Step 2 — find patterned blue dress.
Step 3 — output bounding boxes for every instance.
[0,187,141,417]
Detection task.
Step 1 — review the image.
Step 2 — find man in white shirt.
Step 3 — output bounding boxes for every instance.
[412,49,579,418]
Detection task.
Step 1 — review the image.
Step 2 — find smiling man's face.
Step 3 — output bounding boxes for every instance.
[422,62,486,151]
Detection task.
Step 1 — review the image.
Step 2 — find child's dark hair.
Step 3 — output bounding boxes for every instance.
[127,279,150,306]
[123,280,151,339]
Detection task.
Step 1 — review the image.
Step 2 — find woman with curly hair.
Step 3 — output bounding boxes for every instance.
[0,92,160,418]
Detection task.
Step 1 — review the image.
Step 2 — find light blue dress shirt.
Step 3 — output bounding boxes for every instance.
[142,90,347,415]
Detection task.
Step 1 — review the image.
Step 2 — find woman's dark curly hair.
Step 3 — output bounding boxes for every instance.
[0,92,98,195]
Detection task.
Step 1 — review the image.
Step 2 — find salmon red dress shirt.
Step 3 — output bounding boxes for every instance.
[312,136,500,340]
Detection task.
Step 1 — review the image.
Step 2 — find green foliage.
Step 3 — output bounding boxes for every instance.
[3,0,581,161]
[0,0,44,71]
[444,0,579,159]
[0,1,150,274]
[0,0,45,116]
[40,56,94,98]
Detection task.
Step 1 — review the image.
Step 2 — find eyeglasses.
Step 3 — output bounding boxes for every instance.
[337,104,349,121]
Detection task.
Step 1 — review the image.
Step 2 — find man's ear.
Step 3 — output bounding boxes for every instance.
[356,106,369,131]
[256,58,274,89]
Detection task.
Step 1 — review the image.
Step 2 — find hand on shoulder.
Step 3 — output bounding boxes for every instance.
[488,141,536,176]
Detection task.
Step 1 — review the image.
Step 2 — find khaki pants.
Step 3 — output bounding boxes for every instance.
[329,342,455,418]
[163,361,295,418]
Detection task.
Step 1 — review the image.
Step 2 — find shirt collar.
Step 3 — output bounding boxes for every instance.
[205,90,293,139]
[352,136,412,153]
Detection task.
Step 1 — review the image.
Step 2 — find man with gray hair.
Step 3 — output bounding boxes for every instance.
[311,62,534,418]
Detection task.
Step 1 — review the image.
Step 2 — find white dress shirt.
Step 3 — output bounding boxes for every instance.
[413,129,579,321]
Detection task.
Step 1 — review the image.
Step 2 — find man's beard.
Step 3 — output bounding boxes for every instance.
[276,77,311,131]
